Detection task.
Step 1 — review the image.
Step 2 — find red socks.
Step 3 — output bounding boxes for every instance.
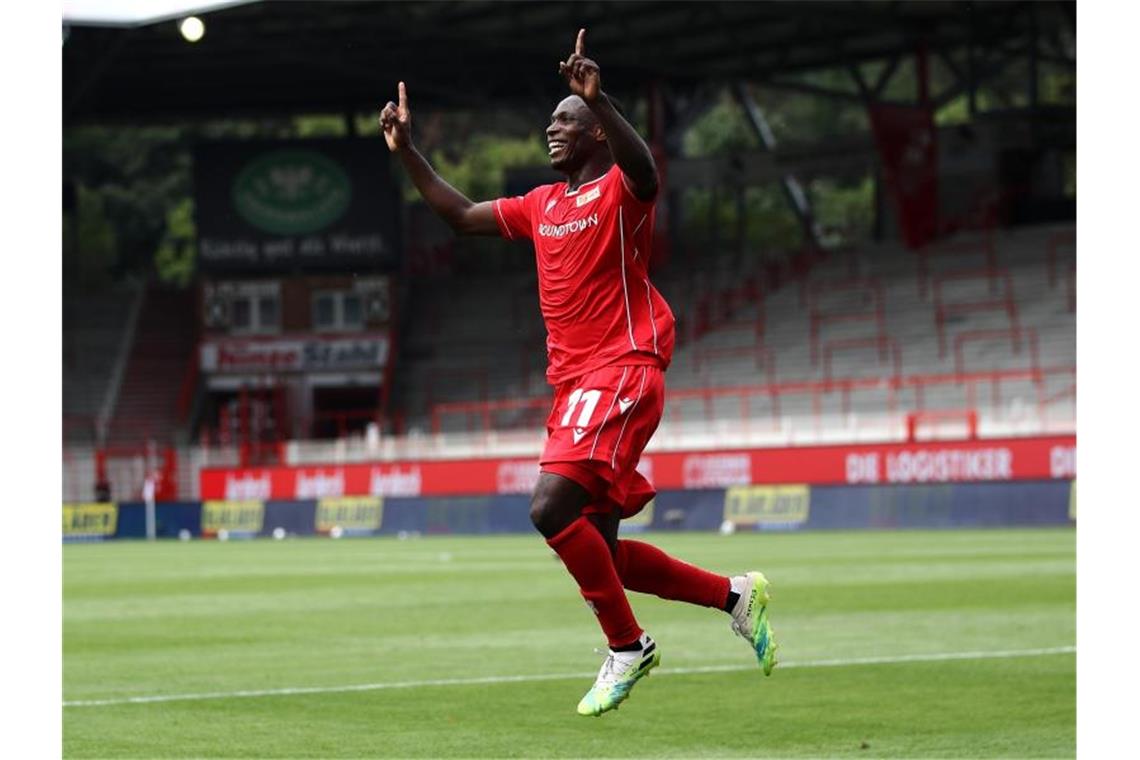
[546,520,732,647]
[614,539,732,610]
[546,517,643,649]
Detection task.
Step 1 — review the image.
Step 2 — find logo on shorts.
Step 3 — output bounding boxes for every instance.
[618,397,634,414]
[573,426,587,444]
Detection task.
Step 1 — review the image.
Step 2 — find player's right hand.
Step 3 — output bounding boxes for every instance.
[379,81,412,152]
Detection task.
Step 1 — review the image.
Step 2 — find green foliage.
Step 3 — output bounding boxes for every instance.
[153,198,196,287]
[1062,150,1076,198]
[64,125,192,283]
[63,117,365,286]
[430,134,550,200]
[682,92,759,157]
[63,184,118,290]
[293,114,349,138]
[809,175,876,242]
[678,85,876,251]
[753,82,869,146]
[1040,66,1076,105]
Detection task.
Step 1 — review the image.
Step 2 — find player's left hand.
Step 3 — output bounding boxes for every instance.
[559,28,600,102]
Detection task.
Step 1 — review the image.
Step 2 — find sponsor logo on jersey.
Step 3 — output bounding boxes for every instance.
[538,213,599,238]
[575,186,602,207]
[545,198,558,213]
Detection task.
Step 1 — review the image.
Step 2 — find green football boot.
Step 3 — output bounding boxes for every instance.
[577,633,660,716]
[729,571,778,675]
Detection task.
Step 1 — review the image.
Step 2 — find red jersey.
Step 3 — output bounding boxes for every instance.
[493,164,675,385]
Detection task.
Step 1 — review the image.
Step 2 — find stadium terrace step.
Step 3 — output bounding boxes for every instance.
[105,285,197,446]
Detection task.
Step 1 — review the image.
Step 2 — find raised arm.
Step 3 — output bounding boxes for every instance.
[560,29,659,201]
[379,82,500,236]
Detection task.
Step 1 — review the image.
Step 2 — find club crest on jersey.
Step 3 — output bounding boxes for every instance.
[575,186,602,207]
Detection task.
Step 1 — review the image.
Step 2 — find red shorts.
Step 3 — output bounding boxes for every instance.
[540,363,664,518]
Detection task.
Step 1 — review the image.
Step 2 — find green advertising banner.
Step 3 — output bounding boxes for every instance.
[194,139,400,272]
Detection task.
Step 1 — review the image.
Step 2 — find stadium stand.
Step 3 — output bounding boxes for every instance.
[62,281,143,443]
[104,284,198,446]
[415,223,1075,444]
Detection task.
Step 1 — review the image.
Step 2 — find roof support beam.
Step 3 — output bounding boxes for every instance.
[732,81,824,252]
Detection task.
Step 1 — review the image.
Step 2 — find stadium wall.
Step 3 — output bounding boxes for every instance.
[63,480,1074,542]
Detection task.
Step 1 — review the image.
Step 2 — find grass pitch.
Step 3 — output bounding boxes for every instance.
[64,528,1075,758]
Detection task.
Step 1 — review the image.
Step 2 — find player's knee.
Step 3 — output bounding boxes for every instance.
[530,472,593,538]
[529,487,574,538]
[528,495,548,531]
[529,492,563,536]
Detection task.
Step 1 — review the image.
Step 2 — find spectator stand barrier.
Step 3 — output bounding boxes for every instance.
[950,328,1041,412]
[805,277,888,366]
[425,367,489,417]
[432,395,550,434]
[428,364,1073,437]
[915,231,998,299]
[686,274,765,346]
[821,336,902,416]
[905,409,979,442]
[933,268,1020,357]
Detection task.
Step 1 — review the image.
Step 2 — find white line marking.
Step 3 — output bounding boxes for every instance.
[63,646,1074,708]
[493,199,514,239]
[618,206,637,351]
[610,367,648,469]
[589,367,627,459]
[644,278,659,354]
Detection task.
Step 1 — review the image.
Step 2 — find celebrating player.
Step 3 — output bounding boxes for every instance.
[379,29,777,716]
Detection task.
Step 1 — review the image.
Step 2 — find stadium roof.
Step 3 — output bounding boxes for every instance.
[63,0,1075,124]
[62,0,258,27]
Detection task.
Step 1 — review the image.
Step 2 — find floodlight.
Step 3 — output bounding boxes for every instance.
[179,16,205,43]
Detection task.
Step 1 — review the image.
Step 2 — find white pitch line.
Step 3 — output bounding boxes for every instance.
[63,646,1075,708]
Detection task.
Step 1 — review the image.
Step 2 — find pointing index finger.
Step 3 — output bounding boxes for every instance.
[398,81,408,110]
[575,28,585,56]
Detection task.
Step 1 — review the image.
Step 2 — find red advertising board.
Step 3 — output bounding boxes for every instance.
[200,436,1076,500]
[200,333,391,374]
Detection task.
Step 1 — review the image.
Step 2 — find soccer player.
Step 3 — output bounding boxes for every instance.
[379,29,777,716]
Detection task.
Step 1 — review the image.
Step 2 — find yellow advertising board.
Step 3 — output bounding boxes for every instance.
[62,503,118,537]
[723,485,810,528]
[201,500,264,535]
[316,496,383,533]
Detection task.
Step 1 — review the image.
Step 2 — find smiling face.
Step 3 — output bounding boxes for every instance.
[545,95,605,174]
